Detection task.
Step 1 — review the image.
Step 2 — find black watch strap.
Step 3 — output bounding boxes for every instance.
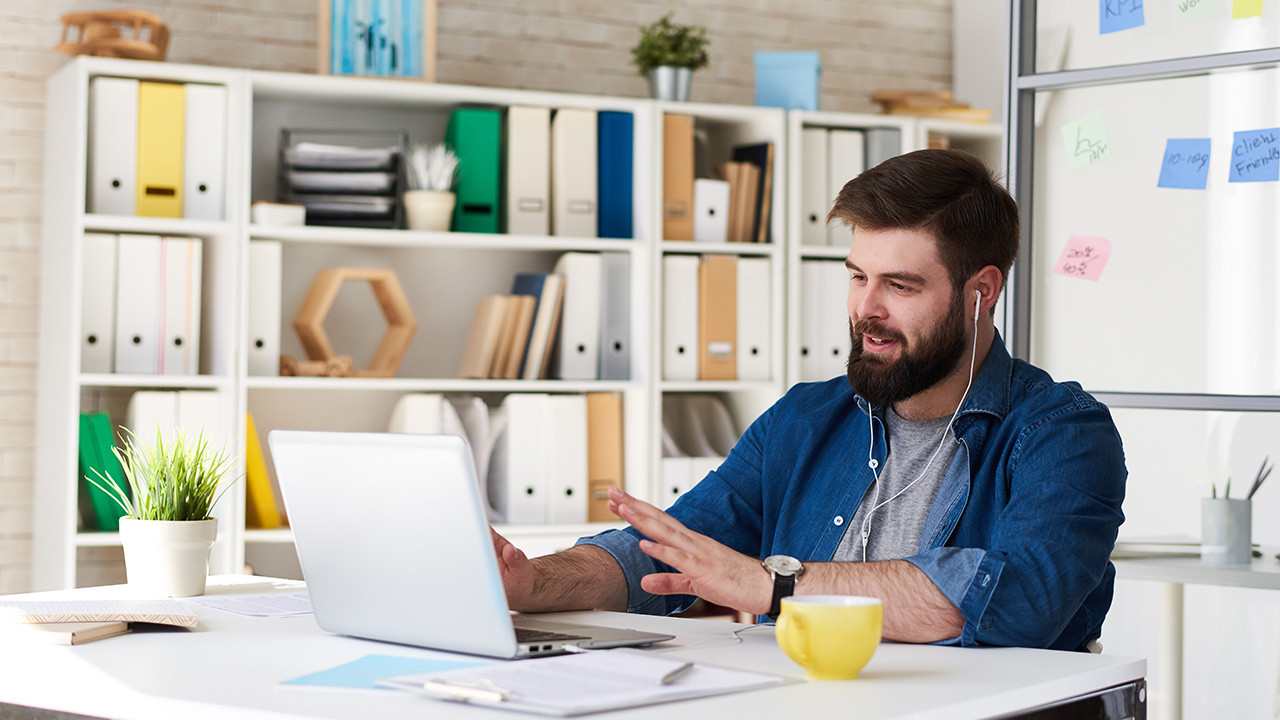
[766,572,797,621]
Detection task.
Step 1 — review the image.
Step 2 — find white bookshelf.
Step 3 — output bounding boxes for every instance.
[35,58,248,590]
[34,55,1007,590]
[648,101,789,496]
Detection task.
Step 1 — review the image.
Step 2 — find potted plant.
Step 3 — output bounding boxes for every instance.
[403,142,459,232]
[89,428,236,597]
[631,12,709,102]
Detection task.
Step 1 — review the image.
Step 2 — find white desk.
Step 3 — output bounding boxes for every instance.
[1,576,1146,720]
[1111,549,1280,720]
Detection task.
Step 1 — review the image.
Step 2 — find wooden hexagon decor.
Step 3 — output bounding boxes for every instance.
[292,267,417,378]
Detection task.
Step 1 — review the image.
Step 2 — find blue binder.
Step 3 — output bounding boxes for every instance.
[597,111,633,239]
[511,273,548,377]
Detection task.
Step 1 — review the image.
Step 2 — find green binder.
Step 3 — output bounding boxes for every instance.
[445,108,501,233]
[78,413,130,532]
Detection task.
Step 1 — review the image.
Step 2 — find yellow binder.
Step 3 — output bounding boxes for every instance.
[136,82,184,217]
[245,412,283,529]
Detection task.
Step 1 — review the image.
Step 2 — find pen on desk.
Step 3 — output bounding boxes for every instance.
[660,661,695,685]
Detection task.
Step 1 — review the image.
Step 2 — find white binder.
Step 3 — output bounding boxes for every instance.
[799,128,829,246]
[736,257,771,381]
[551,252,602,380]
[506,106,551,236]
[125,390,178,447]
[113,234,162,375]
[160,237,202,376]
[448,395,500,522]
[662,255,700,381]
[660,456,693,509]
[388,393,446,434]
[182,84,227,221]
[247,241,282,377]
[88,77,139,215]
[550,109,598,238]
[598,252,630,381]
[176,390,221,450]
[488,393,550,524]
[80,233,117,373]
[821,260,854,379]
[827,129,865,246]
[799,260,826,382]
[545,394,589,524]
[693,178,729,243]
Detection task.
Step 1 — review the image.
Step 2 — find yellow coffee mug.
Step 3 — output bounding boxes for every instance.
[776,595,883,680]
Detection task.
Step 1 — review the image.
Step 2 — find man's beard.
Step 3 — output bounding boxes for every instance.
[846,293,968,408]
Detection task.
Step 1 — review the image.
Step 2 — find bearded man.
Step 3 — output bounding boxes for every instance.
[492,149,1127,651]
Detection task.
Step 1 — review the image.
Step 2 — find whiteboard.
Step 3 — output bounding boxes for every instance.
[1030,67,1280,395]
[1036,0,1280,73]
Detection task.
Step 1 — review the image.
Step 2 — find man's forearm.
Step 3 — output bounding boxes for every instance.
[519,545,629,613]
[798,560,964,643]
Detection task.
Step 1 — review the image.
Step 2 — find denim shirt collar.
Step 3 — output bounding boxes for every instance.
[853,330,1013,429]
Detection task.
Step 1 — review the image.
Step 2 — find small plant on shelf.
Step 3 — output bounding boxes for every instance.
[405,142,459,193]
[630,12,710,76]
[403,142,460,231]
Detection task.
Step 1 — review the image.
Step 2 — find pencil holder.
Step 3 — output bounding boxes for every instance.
[1201,498,1251,565]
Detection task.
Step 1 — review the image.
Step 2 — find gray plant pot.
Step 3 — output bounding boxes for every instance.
[647,66,693,101]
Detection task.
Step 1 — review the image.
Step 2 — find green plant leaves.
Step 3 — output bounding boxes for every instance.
[631,12,710,75]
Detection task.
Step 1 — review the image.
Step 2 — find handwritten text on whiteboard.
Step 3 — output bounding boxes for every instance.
[1053,236,1112,282]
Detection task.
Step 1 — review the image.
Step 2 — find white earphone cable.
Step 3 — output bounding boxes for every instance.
[860,291,982,562]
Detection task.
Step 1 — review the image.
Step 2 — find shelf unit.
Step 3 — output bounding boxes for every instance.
[648,102,788,500]
[34,55,1005,590]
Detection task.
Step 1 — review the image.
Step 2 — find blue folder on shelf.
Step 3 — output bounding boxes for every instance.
[597,111,633,239]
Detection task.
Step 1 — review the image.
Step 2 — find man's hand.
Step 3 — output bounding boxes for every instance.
[607,486,772,615]
[489,527,629,613]
[491,527,536,611]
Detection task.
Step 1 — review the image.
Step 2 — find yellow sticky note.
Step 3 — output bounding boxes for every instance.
[1233,0,1263,18]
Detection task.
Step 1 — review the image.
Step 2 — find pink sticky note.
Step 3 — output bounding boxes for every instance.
[1053,235,1112,281]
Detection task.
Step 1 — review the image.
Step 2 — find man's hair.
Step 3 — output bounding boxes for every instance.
[827,148,1020,294]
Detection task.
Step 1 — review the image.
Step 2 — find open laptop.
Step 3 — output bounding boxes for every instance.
[268,430,673,659]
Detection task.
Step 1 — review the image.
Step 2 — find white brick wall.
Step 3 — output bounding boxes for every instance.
[0,0,952,594]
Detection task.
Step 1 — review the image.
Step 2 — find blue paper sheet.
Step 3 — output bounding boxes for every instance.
[283,654,488,689]
[1100,0,1145,34]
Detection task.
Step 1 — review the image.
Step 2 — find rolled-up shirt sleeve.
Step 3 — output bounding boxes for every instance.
[908,396,1125,649]
[575,527,694,615]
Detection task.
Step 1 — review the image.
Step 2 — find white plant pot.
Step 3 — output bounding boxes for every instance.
[119,518,218,597]
[403,190,456,232]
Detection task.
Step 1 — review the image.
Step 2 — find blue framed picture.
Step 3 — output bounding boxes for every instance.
[321,0,435,80]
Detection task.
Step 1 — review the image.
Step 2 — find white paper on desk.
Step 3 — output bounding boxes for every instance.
[184,592,312,617]
[379,650,788,716]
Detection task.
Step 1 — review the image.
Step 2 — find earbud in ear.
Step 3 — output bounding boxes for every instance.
[974,291,982,313]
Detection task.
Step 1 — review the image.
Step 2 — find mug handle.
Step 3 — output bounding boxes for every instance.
[777,611,810,666]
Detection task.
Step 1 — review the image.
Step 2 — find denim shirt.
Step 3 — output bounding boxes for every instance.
[578,335,1127,651]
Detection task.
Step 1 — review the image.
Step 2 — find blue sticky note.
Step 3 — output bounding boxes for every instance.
[282,654,487,689]
[1229,128,1280,182]
[1100,0,1145,33]
[1157,138,1211,189]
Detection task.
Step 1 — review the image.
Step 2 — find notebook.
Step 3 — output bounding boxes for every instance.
[268,430,673,659]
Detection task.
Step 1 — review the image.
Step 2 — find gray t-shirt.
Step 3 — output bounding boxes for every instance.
[832,407,959,562]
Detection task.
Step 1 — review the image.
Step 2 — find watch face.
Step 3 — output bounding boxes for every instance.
[764,555,803,577]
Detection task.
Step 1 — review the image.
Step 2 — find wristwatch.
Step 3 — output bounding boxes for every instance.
[762,555,805,621]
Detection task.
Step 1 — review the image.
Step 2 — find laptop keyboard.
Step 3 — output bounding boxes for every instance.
[515,627,589,644]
